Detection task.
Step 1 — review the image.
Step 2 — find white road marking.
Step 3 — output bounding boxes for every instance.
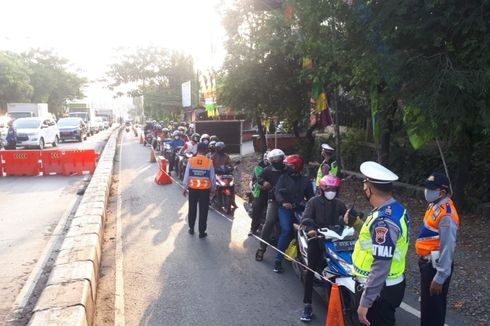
[115,133,126,326]
[12,196,79,314]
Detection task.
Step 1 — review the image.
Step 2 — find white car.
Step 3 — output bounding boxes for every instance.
[13,117,60,150]
[94,117,104,132]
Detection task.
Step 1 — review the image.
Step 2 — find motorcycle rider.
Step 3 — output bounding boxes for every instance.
[346,161,409,326]
[207,141,217,160]
[315,144,338,187]
[169,130,186,174]
[182,133,200,155]
[248,151,270,236]
[255,149,286,262]
[212,142,232,171]
[200,133,211,145]
[210,135,219,143]
[273,154,314,273]
[299,175,348,322]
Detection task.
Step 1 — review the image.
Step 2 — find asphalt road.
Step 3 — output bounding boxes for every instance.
[95,132,471,326]
[0,128,113,324]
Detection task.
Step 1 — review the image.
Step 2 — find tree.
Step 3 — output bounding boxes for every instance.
[219,0,308,152]
[105,47,196,120]
[0,52,33,110]
[23,49,86,116]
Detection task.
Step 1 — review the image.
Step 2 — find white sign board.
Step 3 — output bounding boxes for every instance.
[181,81,191,107]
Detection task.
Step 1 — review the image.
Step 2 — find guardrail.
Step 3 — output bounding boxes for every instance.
[0,149,97,176]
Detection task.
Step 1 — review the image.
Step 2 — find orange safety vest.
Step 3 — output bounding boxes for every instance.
[415,198,459,256]
[187,156,213,190]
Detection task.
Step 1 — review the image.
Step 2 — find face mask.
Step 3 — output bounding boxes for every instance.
[424,189,440,203]
[324,191,336,200]
[203,140,209,144]
[272,162,284,170]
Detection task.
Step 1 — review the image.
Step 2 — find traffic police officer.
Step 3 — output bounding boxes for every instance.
[183,142,216,238]
[416,172,459,326]
[347,161,409,326]
[315,143,338,187]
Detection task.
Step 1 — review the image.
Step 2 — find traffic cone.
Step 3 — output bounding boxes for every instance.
[325,284,345,326]
[150,148,157,163]
[140,134,144,144]
[155,157,172,185]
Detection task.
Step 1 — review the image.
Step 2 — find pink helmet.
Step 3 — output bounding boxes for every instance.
[319,175,341,188]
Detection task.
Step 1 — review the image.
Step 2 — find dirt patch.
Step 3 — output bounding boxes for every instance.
[233,153,490,325]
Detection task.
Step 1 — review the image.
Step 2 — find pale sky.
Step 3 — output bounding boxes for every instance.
[0,0,230,109]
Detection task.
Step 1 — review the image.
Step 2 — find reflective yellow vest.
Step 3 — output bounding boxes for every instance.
[315,160,338,186]
[352,201,409,279]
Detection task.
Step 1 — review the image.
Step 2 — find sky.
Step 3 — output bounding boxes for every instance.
[0,0,230,109]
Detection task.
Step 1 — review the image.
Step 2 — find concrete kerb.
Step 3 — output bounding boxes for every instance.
[28,127,121,326]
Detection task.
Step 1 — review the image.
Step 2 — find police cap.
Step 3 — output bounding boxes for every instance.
[360,161,398,184]
[321,144,334,152]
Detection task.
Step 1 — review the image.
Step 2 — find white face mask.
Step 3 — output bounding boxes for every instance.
[324,191,336,200]
[424,189,440,203]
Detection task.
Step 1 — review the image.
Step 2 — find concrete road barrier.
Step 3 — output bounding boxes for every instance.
[28,128,120,326]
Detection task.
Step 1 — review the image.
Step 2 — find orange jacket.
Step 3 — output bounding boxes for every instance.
[415,198,459,256]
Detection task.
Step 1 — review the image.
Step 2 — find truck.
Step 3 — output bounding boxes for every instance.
[95,108,114,127]
[68,103,96,135]
[7,103,49,120]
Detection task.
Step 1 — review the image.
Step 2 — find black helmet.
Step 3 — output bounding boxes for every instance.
[210,135,219,142]
[191,133,201,142]
[216,141,225,151]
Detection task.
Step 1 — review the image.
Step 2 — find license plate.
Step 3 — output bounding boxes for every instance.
[333,240,356,252]
[61,131,71,135]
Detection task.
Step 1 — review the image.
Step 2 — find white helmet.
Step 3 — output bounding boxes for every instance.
[267,149,285,163]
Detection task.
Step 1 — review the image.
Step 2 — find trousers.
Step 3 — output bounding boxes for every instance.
[250,192,268,232]
[258,201,279,251]
[419,258,453,326]
[356,280,405,326]
[188,188,210,234]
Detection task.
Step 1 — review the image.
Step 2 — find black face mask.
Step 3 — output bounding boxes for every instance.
[272,162,284,170]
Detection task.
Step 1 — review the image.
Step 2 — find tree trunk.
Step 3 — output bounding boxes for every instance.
[256,111,267,153]
[452,130,473,210]
[377,101,397,166]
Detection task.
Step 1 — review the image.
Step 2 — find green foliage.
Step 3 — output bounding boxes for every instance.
[0,52,33,107]
[0,50,86,115]
[106,47,196,120]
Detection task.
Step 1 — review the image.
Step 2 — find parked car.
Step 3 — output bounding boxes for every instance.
[93,117,105,132]
[13,117,60,149]
[57,117,88,142]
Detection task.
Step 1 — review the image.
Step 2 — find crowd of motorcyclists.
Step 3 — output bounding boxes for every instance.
[141,120,458,326]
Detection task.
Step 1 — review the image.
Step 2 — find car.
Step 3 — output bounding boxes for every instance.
[101,117,110,129]
[57,117,88,142]
[94,117,105,132]
[13,117,60,150]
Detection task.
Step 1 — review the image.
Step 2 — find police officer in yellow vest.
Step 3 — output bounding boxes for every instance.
[183,142,216,238]
[345,161,409,326]
[416,173,459,326]
[315,144,338,187]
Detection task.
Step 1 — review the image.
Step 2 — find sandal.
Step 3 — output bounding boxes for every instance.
[255,249,265,262]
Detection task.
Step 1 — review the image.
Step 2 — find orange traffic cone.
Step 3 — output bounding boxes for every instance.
[140,134,144,144]
[150,148,157,163]
[325,284,345,326]
[155,157,172,185]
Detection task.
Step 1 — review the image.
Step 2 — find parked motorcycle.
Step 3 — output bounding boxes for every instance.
[212,165,237,214]
[293,224,359,325]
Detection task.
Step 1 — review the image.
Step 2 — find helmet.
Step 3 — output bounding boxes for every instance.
[200,133,210,142]
[172,130,180,137]
[191,133,201,142]
[319,175,341,189]
[263,150,270,163]
[209,140,217,149]
[210,135,219,142]
[162,128,169,133]
[155,124,162,130]
[216,141,225,150]
[267,149,285,163]
[189,123,195,129]
[283,154,304,173]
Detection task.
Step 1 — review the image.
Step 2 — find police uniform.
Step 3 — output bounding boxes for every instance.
[352,161,409,325]
[183,147,216,237]
[315,144,338,186]
[416,173,459,326]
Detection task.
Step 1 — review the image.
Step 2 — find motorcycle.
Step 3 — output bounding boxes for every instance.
[212,165,237,214]
[162,139,174,161]
[177,151,193,181]
[293,224,359,325]
[169,146,183,175]
[144,131,154,147]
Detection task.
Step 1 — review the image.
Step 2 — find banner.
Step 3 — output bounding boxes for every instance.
[181,81,191,107]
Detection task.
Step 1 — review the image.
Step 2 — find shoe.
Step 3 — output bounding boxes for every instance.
[300,305,313,322]
[273,261,284,273]
[199,232,207,238]
[188,229,194,235]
